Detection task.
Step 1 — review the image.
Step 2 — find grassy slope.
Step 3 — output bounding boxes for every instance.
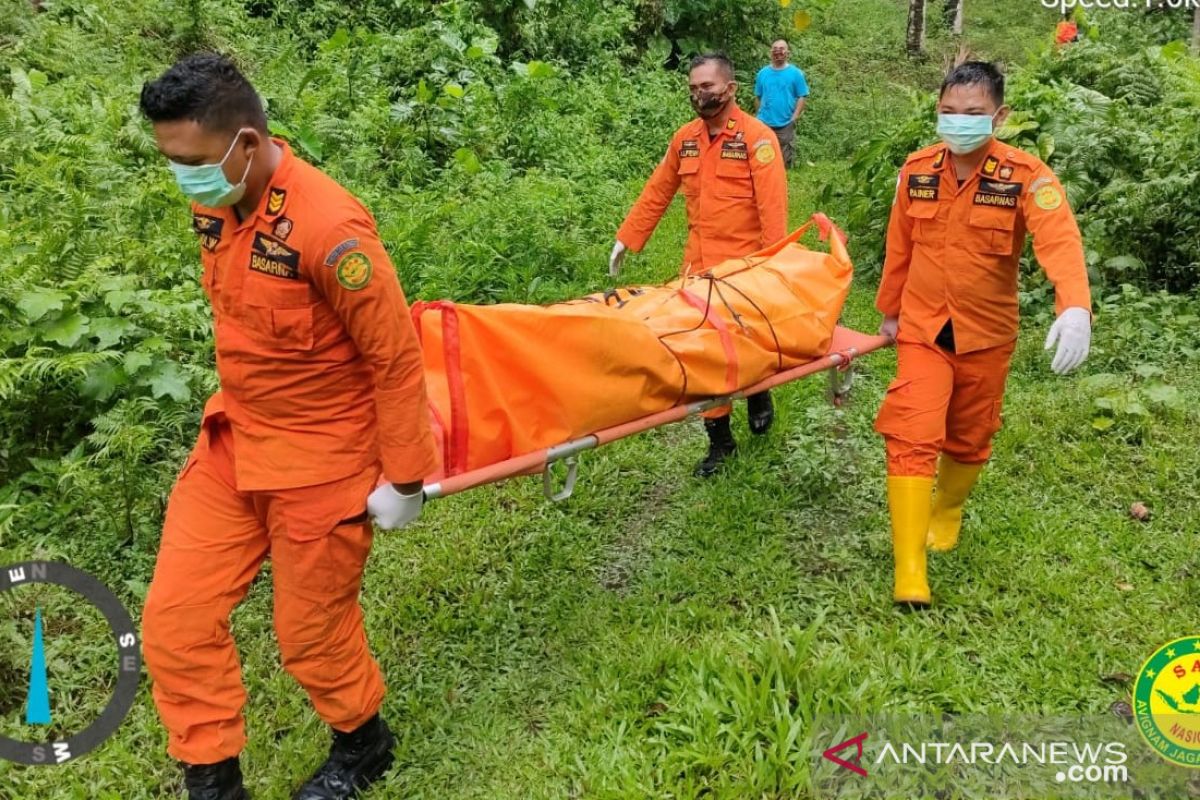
[4,1,1200,799]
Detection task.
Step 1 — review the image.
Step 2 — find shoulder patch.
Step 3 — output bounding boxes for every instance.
[335,251,372,291]
[754,142,776,165]
[904,144,946,167]
[1034,184,1064,211]
[1029,176,1054,194]
[323,238,360,267]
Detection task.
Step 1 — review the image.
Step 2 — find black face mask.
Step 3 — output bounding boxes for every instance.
[690,86,730,119]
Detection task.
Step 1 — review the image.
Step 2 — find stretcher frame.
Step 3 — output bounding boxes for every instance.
[423,325,892,503]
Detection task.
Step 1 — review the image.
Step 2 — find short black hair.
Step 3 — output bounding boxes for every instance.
[140,53,267,134]
[940,61,1005,107]
[689,52,735,81]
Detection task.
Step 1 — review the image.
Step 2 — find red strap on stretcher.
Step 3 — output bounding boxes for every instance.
[678,288,740,395]
[412,301,470,476]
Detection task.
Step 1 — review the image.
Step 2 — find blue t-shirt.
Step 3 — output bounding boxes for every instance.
[754,64,810,128]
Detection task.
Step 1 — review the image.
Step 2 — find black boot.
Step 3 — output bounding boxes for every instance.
[747,390,774,436]
[293,713,396,800]
[694,416,737,478]
[182,756,250,800]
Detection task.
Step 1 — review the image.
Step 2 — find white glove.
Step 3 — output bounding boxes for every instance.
[1044,306,1091,375]
[608,240,627,277]
[367,483,424,530]
[879,315,899,341]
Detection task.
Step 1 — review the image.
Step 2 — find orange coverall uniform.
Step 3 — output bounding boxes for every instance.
[616,104,789,275]
[875,140,1091,476]
[142,140,439,764]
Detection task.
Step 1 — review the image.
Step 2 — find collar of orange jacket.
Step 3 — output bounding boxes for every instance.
[926,138,1011,181]
[218,137,296,231]
[689,103,747,143]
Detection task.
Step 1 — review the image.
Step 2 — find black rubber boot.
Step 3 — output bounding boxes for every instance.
[694,416,737,478]
[293,713,396,800]
[183,756,250,800]
[747,390,774,436]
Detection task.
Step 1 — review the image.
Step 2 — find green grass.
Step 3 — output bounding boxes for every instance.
[4,161,1198,797]
[4,2,1200,799]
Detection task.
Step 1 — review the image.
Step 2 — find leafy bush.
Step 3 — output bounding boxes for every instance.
[824,17,1200,293]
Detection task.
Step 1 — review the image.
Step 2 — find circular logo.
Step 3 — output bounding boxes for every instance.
[336,251,372,291]
[1133,636,1200,768]
[0,561,140,766]
[1034,184,1063,211]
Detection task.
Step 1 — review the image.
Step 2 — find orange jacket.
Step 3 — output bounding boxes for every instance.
[191,140,438,491]
[876,140,1091,354]
[617,105,788,273]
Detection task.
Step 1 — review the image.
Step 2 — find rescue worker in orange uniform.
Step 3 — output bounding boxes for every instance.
[876,62,1092,606]
[138,54,439,800]
[609,52,789,478]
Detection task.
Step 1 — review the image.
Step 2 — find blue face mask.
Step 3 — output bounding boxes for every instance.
[167,129,254,207]
[936,112,998,155]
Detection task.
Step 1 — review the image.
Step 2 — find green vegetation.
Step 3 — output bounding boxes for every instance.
[1,1,1199,798]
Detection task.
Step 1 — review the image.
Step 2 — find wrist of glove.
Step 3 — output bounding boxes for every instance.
[609,240,628,277]
[367,483,424,530]
[1044,306,1091,375]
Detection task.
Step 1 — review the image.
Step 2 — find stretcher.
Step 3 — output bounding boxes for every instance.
[418,213,893,502]
[423,324,891,501]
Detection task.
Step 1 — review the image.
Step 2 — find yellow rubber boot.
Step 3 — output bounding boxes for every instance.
[888,476,934,606]
[927,456,984,553]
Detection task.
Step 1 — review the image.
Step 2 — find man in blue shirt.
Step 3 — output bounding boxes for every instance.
[754,40,809,168]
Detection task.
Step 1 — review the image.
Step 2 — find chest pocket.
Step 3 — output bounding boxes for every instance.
[677,157,701,196]
[905,200,942,245]
[713,156,753,199]
[967,205,1019,256]
[240,277,318,352]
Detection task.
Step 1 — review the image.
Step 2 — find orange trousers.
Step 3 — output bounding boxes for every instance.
[142,417,385,764]
[874,334,1016,477]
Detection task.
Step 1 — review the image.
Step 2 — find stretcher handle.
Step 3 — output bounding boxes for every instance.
[745,212,850,266]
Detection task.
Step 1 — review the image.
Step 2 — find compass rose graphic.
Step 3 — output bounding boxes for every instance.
[1,560,140,766]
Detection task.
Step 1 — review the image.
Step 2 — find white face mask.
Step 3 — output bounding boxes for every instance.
[167,128,254,207]
[936,111,1000,155]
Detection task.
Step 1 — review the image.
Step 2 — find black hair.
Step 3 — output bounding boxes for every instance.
[940,61,1005,107]
[139,53,267,133]
[689,52,735,81]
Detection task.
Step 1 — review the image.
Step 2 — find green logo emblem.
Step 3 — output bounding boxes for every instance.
[336,251,372,291]
[1133,636,1200,767]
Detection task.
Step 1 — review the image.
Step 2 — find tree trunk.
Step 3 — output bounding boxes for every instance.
[907,0,927,55]
[944,0,964,35]
[1193,6,1199,56]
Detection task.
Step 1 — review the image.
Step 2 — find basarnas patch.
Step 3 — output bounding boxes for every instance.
[249,232,300,279]
[335,251,372,290]
[973,178,1022,208]
[720,140,748,161]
